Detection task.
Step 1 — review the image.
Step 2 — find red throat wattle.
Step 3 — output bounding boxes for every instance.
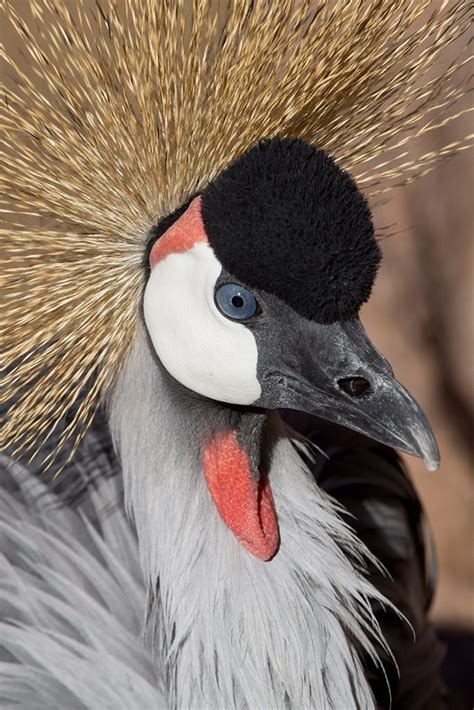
[202,430,279,561]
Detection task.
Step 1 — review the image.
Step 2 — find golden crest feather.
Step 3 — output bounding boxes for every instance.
[1,0,471,464]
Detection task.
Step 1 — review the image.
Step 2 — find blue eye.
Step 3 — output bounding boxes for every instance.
[215,283,258,321]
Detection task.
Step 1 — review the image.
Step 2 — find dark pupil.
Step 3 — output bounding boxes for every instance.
[337,377,370,397]
[231,295,245,308]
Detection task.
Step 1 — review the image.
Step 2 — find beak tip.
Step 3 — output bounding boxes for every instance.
[419,435,440,472]
[404,406,440,472]
[424,456,440,472]
[402,426,440,472]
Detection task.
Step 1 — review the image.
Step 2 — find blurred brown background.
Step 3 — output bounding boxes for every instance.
[366,106,473,631]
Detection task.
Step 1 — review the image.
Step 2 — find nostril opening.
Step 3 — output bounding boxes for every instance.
[337,376,371,397]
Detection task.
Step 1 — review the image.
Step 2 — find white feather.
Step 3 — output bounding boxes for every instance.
[1,327,395,709]
[108,327,393,710]
[144,243,261,404]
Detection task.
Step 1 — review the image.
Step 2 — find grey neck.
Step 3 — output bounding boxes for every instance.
[108,326,387,710]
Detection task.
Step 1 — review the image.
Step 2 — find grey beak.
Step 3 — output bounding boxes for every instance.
[256,317,440,470]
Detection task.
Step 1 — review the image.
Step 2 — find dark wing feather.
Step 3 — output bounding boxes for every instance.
[286,412,447,710]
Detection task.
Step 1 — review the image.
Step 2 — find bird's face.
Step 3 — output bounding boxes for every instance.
[144,195,438,471]
[143,139,439,560]
[144,197,262,407]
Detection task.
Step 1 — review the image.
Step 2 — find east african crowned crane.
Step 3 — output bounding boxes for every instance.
[1,2,470,709]
[0,138,445,709]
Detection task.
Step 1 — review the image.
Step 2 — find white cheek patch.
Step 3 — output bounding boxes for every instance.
[143,243,261,405]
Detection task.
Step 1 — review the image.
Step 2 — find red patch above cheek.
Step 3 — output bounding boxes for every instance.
[202,430,279,561]
[149,196,208,268]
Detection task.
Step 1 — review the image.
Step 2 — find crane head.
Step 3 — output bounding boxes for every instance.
[143,138,439,559]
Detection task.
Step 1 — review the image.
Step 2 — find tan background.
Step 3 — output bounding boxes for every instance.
[366,105,473,629]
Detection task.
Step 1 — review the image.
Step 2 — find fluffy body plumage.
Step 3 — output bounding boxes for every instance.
[0,455,165,710]
[1,396,447,709]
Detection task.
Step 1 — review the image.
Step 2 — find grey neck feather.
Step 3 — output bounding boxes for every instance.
[108,326,389,710]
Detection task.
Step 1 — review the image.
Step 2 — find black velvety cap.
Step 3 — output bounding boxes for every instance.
[200,138,381,324]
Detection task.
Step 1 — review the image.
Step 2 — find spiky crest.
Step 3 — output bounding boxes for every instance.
[1,0,471,462]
